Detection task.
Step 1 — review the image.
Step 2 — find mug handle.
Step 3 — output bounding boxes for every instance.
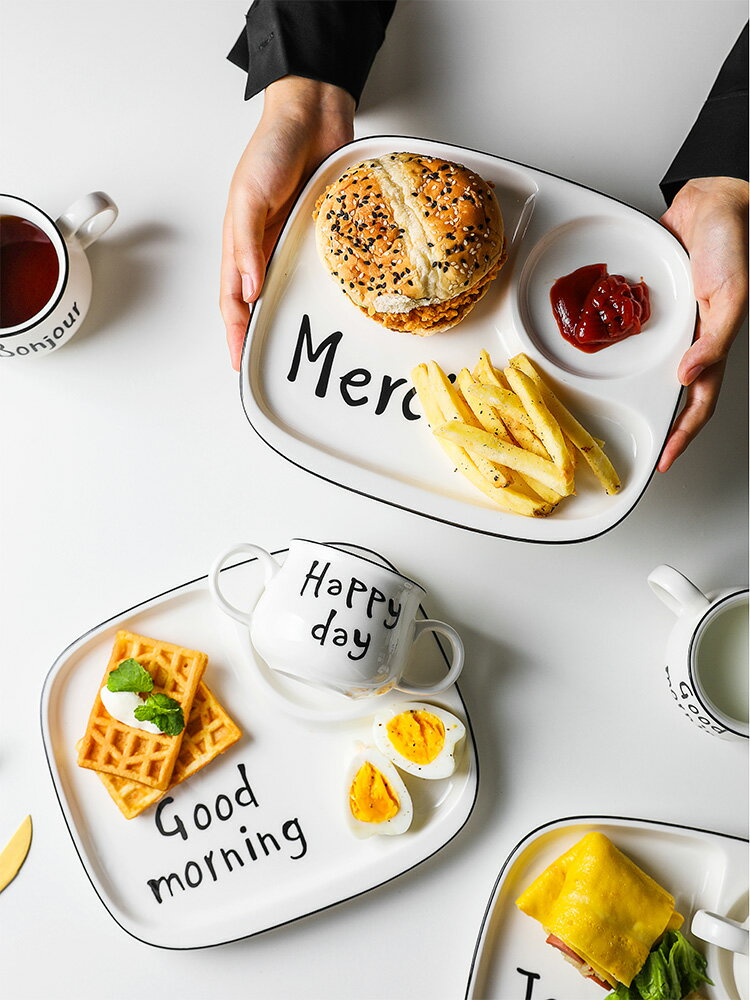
[209,543,281,627]
[56,191,118,250]
[691,910,750,955]
[396,620,464,696]
[647,564,710,617]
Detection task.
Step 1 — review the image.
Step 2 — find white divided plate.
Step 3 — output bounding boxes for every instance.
[240,135,695,543]
[40,544,478,949]
[466,815,748,1000]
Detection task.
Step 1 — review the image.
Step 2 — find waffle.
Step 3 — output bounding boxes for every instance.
[96,681,242,819]
[77,630,207,791]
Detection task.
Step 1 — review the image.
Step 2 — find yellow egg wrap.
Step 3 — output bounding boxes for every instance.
[516,831,683,987]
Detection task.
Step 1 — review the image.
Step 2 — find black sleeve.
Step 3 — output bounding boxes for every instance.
[660,22,749,206]
[227,0,396,105]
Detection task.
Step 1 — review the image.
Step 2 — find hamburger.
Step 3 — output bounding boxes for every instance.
[313,152,506,335]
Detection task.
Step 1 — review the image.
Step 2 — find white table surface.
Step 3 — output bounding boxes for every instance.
[1,2,747,998]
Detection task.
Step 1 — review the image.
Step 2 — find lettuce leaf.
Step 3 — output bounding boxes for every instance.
[608,931,712,1000]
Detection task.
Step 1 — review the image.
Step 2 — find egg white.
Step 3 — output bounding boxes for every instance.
[345,747,413,837]
[373,702,466,780]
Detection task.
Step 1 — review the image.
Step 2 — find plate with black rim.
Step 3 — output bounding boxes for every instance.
[240,135,695,544]
[40,544,478,949]
[465,815,748,1000]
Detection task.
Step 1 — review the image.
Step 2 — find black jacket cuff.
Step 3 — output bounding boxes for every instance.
[661,23,748,205]
[227,0,396,106]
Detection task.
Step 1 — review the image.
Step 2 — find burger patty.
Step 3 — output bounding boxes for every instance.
[360,250,506,335]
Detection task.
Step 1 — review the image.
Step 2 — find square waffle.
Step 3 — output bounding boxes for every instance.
[96,681,242,819]
[77,630,207,791]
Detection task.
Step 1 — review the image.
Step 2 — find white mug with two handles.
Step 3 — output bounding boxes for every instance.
[210,539,464,700]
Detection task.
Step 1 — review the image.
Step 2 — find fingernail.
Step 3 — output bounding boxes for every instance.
[683,364,704,384]
[241,273,255,302]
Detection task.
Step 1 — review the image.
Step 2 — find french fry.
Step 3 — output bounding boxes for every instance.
[458,371,563,508]
[469,380,534,431]
[412,364,507,491]
[473,354,535,432]
[411,364,551,516]
[411,350,621,517]
[424,362,511,489]
[433,421,574,496]
[474,352,550,458]
[457,369,512,441]
[503,365,574,489]
[508,353,621,494]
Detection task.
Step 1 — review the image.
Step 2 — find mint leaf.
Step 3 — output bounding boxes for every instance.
[134,693,184,735]
[107,658,154,694]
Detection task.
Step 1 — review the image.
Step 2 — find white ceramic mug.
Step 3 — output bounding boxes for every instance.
[648,565,749,742]
[692,909,750,1000]
[692,910,750,956]
[0,192,117,359]
[210,539,464,699]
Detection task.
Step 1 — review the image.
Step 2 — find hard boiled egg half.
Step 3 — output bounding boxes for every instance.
[373,703,465,780]
[346,747,413,837]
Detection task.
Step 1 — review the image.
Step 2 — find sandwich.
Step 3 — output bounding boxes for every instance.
[516,832,712,999]
[313,152,506,335]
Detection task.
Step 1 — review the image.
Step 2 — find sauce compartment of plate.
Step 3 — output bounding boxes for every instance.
[514,215,693,380]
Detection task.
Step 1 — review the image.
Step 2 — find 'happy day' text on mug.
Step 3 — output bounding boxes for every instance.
[287,314,421,421]
[302,557,401,661]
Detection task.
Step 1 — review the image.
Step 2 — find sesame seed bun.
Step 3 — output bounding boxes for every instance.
[313,152,506,335]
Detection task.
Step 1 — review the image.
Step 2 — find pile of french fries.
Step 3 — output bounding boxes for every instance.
[411,351,620,518]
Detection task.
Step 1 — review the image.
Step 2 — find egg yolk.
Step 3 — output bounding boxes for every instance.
[349,762,400,823]
[386,710,445,765]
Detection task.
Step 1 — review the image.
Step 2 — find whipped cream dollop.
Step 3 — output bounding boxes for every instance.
[100,686,161,734]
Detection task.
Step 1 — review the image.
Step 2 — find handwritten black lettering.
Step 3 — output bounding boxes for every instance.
[287,314,342,398]
[384,597,402,630]
[312,608,336,645]
[258,831,281,856]
[339,367,371,406]
[376,375,408,415]
[348,629,371,661]
[516,968,547,1000]
[147,871,185,902]
[367,587,386,619]
[184,861,203,888]
[155,797,187,841]
[283,818,307,859]
[286,314,422,420]
[346,577,368,609]
[234,763,259,808]
[193,803,212,831]
[402,386,420,420]
[300,559,328,598]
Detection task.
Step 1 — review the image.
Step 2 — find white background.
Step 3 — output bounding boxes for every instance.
[1,2,747,998]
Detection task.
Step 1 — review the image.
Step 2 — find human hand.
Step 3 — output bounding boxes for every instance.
[657,176,749,472]
[221,76,355,370]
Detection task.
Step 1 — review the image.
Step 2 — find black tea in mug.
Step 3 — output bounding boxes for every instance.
[0,215,60,328]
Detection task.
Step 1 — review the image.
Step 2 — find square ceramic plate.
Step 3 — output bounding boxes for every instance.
[240,135,695,543]
[466,815,748,1000]
[40,545,478,949]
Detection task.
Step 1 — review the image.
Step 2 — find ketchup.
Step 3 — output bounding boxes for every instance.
[550,263,651,353]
